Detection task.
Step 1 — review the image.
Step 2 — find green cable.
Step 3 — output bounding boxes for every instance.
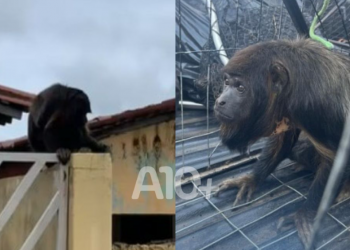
[309,0,334,49]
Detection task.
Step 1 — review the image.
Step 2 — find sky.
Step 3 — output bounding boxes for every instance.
[0,0,175,141]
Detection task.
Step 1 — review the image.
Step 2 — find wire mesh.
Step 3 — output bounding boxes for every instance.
[176,0,350,249]
[302,0,350,54]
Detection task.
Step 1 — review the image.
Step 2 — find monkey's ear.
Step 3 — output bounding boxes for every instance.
[269,62,289,92]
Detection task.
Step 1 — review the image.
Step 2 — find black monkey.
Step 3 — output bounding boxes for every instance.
[28,83,109,164]
[213,38,350,249]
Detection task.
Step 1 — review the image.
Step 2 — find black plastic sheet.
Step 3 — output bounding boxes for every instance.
[176,0,299,108]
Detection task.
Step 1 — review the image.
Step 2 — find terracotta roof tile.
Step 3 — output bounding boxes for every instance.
[0,85,35,111]
[89,99,175,130]
[0,99,175,151]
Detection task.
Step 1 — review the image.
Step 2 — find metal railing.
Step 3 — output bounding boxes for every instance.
[0,152,68,250]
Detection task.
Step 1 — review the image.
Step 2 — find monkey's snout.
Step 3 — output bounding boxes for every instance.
[219,101,226,106]
[215,98,226,108]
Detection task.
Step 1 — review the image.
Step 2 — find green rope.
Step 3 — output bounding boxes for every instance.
[309,0,334,49]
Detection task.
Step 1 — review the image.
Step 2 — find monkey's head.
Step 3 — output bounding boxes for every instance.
[66,86,92,125]
[67,87,91,113]
[214,41,290,152]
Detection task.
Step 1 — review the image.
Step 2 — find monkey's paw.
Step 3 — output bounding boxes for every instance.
[295,209,316,250]
[97,143,110,153]
[213,174,256,208]
[56,148,71,165]
[277,210,316,249]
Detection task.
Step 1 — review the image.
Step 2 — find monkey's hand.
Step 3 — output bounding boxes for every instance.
[56,148,71,165]
[213,174,257,208]
[86,140,111,154]
[96,143,110,153]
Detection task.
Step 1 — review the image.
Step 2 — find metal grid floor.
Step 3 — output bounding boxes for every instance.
[176,108,350,250]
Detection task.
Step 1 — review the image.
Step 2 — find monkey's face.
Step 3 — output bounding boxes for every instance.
[67,89,92,126]
[74,91,92,114]
[214,73,252,124]
[214,43,289,152]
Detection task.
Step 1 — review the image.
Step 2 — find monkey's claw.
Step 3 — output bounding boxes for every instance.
[56,148,71,165]
[277,213,295,233]
[213,174,256,208]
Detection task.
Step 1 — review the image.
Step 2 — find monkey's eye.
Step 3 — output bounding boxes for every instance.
[237,84,245,93]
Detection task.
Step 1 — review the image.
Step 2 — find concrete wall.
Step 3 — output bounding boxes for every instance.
[102,120,175,215]
[68,154,112,250]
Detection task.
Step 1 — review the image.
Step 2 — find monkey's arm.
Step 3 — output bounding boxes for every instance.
[214,129,300,206]
[253,129,301,183]
[28,114,46,152]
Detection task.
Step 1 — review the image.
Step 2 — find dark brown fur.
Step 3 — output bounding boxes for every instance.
[28,83,109,164]
[213,38,350,249]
